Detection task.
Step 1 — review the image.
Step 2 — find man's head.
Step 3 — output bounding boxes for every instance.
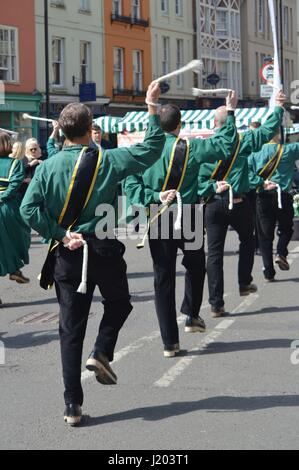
[0,132,12,156]
[159,104,182,134]
[59,103,93,142]
[92,124,102,145]
[214,106,228,129]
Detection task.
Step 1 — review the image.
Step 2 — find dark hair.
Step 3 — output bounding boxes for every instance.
[0,132,12,156]
[58,103,93,140]
[159,104,182,133]
[92,123,101,132]
[250,121,262,129]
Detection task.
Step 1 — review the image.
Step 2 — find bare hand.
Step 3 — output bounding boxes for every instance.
[275,89,286,107]
[264,181,278,191]
[51,120,60,134]
[226,90,238,111]
[216,181,230,194]
[160,190,177,205]
[63,232,84,251]
[30,159,41,167]
[146,81,161,106]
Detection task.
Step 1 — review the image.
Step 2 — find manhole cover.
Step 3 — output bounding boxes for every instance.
[14,312,94,325]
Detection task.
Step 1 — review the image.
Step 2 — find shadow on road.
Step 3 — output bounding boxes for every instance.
[232,306,299,317]
[82,394,299,426]
[0,331,59,349]
[196,339,292,356]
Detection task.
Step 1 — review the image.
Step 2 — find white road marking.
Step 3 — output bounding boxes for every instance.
[154,295,259,388]
[81,299,222,382]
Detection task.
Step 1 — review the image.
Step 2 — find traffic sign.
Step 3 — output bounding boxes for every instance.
[260,85,273,98]
[207,73,221,86]
[160,82,170,94]
[260,62,274,84]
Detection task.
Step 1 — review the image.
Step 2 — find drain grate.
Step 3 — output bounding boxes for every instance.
[14,311,94,325]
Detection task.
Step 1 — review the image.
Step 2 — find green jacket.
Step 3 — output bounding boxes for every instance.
[0,157,24,203]
[248,142,299,193]
[47,138,60,159]
[124,113,238,207]
[198,106,284,198]
[20,115,165,241]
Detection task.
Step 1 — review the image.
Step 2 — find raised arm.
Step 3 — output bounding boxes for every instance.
[241,90,286,157]
[107,82,166,181]
[192,91,239,164]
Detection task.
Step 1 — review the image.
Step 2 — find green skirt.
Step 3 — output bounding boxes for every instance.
[0,199,31,277]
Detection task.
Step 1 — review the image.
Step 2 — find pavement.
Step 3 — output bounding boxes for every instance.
[0,232,299,450]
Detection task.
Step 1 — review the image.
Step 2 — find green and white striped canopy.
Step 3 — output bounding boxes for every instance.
[95,108,274,134]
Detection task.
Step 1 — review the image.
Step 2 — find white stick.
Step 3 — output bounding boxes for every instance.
[227,184,234,211]
[156,60,203,84]
[0,127,18,136]
[77,241,88,295]
[192,88,231,97]
[291,106,299,111]
[276,184,283,209]
[174,192,183,231]
[23,113,54,123]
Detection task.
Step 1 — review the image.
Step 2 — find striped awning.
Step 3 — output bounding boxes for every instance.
[95,108,275,134]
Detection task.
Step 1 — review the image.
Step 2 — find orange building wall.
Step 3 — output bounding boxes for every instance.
[0,0,36,94]
[104,0,152,103]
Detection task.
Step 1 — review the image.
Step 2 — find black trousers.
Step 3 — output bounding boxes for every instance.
[246,190,259,250]
[256,192,294,279]
[149,235,206,347]
[53,238,133,406]
[205,196,255,309]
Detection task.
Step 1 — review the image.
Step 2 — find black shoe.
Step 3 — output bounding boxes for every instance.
[64,404,82,427]
[164,343,180,358]
[240,284,258,297]
[265,277,276,283]
[211,306,226,318]
[86,351,117,385]
[9,271,30,284]
[185,316,206,333]
[275,255,290,271]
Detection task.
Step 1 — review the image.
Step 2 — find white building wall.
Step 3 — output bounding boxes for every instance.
[35,0,105,102]
[150,0,195,101]
[196,0,243,98]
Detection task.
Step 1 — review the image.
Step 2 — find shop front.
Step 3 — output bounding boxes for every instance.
[0,93,43,142]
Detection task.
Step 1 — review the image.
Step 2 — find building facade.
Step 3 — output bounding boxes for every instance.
[195,0,242,108]
[0,0,41,140]
[241,0,298,105]
[104,0,152,115]
[150,0,195,108]
[35,0,107,126]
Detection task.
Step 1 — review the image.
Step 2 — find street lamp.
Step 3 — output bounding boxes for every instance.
[44,0,50,136]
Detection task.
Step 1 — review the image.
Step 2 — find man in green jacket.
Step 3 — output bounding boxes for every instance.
[20,81,165,427]
[248,135,299,281]
[198,90,286,317]
[124,91,239,358]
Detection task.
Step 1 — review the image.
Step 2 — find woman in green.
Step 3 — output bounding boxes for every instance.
[0,132,30,303]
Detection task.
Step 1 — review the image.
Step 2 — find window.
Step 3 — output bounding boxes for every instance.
[217,61,229,88]
[51,0,65,7]
[216,10,229,37]
[258,0,265,33]
[176,39,184,88]
[0,26,18,83]
[113,47,124,89]
[161,0,169,15]
[52,38,65,87]
[113,0,122,15]
[80,41,91,84]
[133,50,143,91]
[79,0,90,12]
[132,0,141,19]
[162,37,170,77]
[175,0,183,17]
[284,6,289,42]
